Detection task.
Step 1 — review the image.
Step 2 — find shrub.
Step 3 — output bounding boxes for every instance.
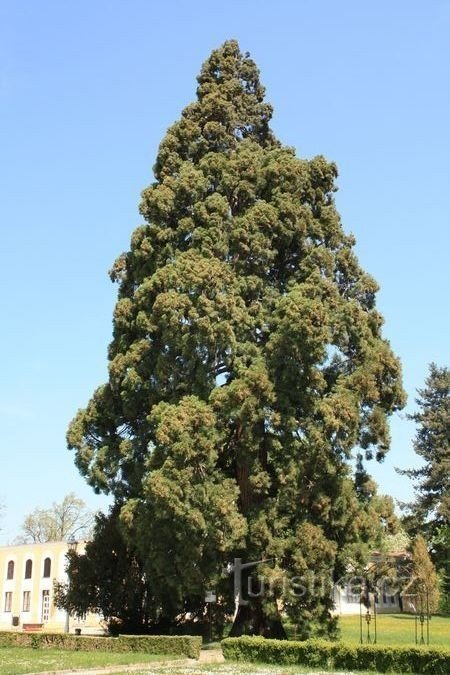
[222,636,450,674]
[0,632,201,658]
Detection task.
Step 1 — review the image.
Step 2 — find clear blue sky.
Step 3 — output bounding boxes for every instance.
[0,1,449,544]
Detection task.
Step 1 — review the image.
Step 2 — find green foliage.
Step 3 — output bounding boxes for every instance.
[54,507,155,634]
[399,364,450,612]
[405,534,440,613]
[434,524,450,614]
[400,363,450,528]
[0,632,201,658]
[222,636,450,674]
[381,528,410,554]
[67,40,405,636]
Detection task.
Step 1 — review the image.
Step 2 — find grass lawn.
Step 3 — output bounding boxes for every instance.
[338,613,450,647]
[3,617,449,674]
[0,647,183,675]
[111,665,384,674]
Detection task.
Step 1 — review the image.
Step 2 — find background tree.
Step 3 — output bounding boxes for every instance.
[403,534,440,614]
[17,492,94,543]
[54,506,153,634]
[398,364,450,613]
[67,40,405,637]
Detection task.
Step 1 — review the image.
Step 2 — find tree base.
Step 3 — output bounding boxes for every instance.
[229,603,287,639]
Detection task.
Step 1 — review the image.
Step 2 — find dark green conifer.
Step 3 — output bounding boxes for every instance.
[67,41,405,636]
[399,364,450,614]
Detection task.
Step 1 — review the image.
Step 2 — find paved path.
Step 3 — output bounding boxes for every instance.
[197,649,224,664]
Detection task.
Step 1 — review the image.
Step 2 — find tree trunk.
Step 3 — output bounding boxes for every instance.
[229,598,287,639]
[236,461,252,512]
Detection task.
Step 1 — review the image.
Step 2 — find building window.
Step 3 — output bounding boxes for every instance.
[43,557,51,578]
[41,590,50,623]
[6,560,14,580]
[4,592,12,612]
[346,584,360,604]
[25,559,33,579]
[23,591,31,612]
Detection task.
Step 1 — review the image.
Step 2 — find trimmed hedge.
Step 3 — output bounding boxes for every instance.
[222,636,450,674]
[0,632,201,658]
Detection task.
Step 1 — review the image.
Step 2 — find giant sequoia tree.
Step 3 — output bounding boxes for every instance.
[67,41,405,637]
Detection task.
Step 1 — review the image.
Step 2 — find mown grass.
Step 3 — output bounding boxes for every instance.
[0,647,182,674]
[3,616,449,674]
[338,613,450,647]
[111,665,384,674]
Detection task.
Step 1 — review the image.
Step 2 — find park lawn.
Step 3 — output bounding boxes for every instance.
[0,647,183,675]
[110,665,382,674]
[338,612,450,647]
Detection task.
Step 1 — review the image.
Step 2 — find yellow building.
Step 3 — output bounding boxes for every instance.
[0,540,105,633]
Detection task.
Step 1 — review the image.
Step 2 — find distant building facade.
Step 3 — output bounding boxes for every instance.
[333,550,416,615]
[0,540,104,633]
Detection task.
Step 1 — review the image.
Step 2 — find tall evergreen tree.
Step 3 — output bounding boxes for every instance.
[67,41,405,636]
[400,364,449,528]
[399,363,450,613]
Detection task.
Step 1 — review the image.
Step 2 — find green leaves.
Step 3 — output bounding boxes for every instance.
[67,39,405,635]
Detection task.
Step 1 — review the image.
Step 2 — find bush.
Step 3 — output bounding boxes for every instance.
[222,636,450,674]
[0,632,201,658]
